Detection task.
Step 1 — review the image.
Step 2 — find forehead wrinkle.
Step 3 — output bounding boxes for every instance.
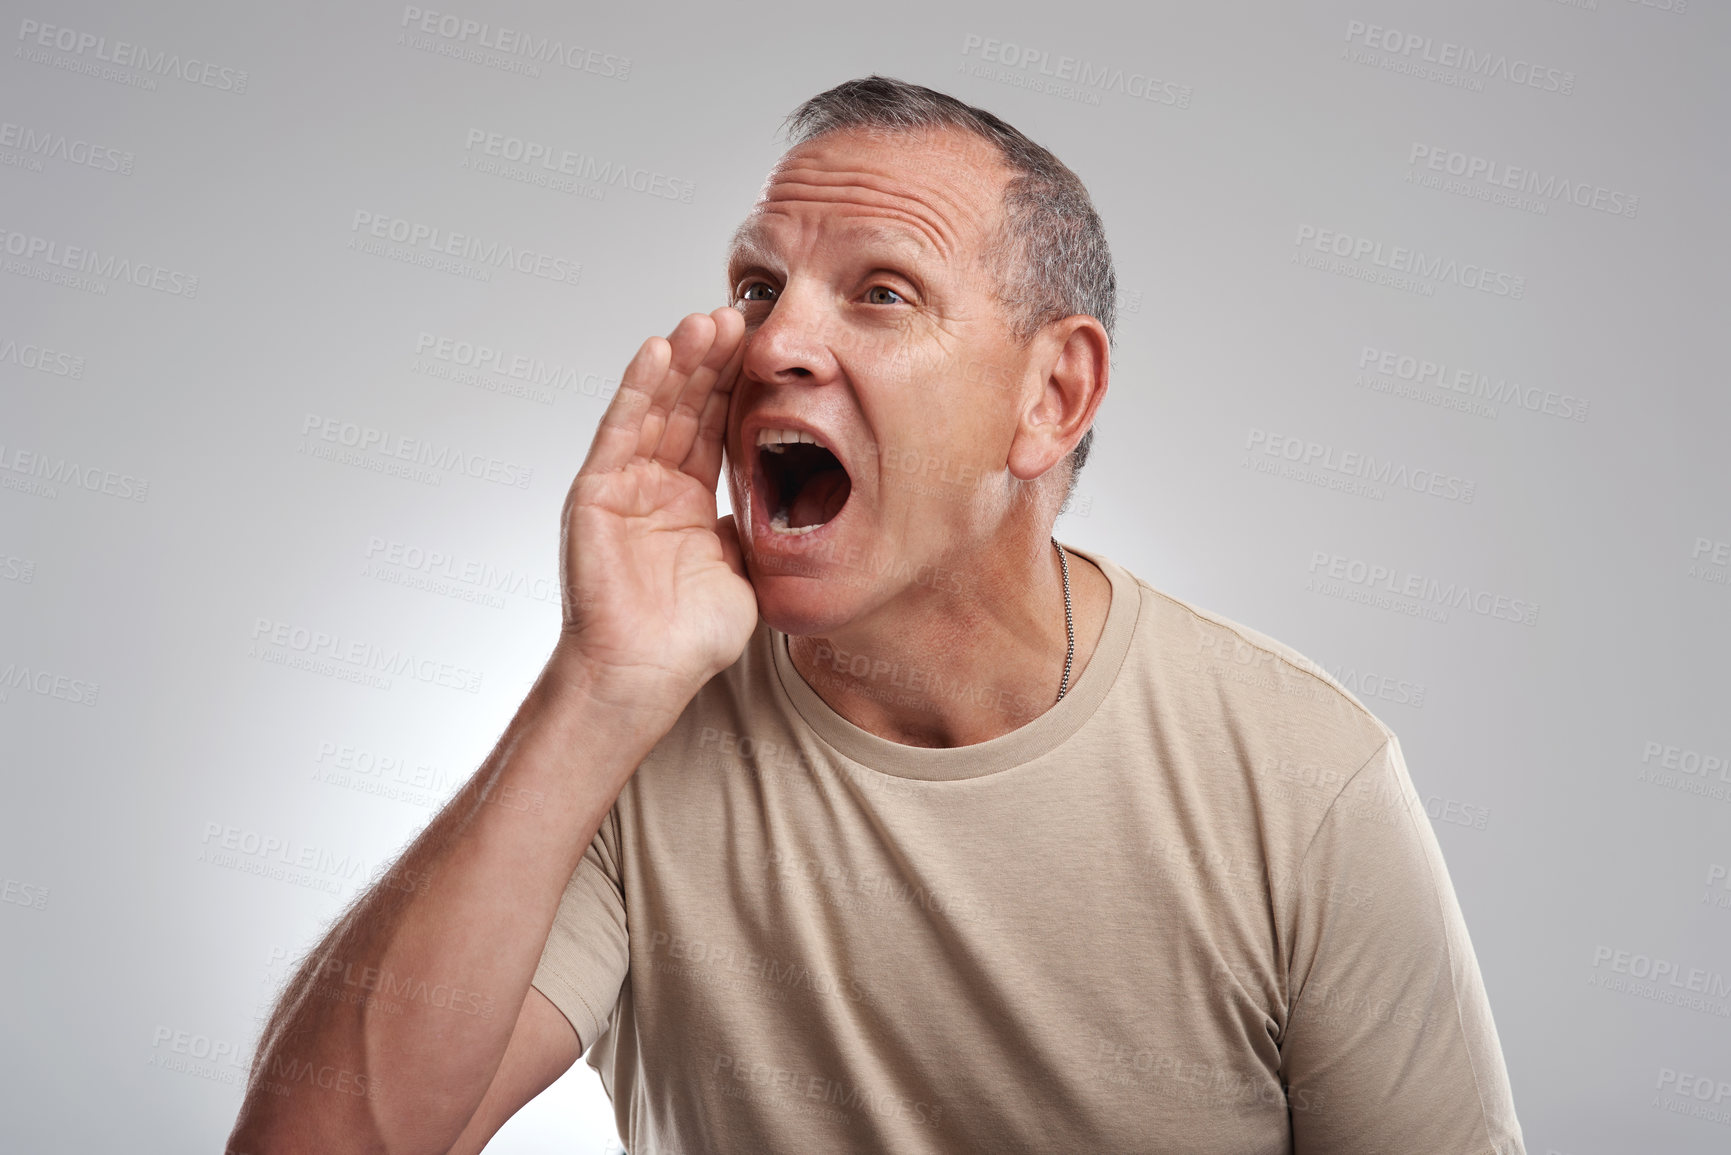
[780,195,955,262]
[727,204,954,280]
[761,162,997,263]
[836,221,929,260]
[725,217,778,273]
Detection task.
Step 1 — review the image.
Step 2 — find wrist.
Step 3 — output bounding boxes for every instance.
[542,636,701,733]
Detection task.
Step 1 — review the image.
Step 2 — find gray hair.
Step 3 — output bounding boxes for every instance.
[782,75,1114,496]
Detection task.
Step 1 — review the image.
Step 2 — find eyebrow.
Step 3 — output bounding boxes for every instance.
[725,218,932,277]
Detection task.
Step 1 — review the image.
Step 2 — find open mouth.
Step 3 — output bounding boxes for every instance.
[756,429,852,535]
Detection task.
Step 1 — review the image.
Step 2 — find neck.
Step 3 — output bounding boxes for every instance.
[786,530,1111,748]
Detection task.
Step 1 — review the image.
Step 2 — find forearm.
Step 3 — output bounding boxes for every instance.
[229,649,679,1154]
[231,304,754,1153]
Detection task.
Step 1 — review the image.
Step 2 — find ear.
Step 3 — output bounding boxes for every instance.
[1006,315,1110,482]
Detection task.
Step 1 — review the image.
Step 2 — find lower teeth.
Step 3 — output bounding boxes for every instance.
[770,511,821,536]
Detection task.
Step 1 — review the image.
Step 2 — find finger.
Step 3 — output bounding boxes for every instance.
[581,335,671,475]
[650,307,736,467]
[656,305,744,471]
[681,308,747,490]
[635,313,718,460]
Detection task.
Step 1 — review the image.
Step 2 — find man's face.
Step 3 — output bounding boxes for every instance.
[723,127,1036,636]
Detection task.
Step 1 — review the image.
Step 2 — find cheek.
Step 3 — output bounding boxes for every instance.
[853,343,1015,497]
[874,425,988,513]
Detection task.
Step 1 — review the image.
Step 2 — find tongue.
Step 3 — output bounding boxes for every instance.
[788,470,850,529]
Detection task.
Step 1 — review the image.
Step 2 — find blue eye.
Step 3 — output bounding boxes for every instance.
[739,282,777,302]
[866,286,905,305]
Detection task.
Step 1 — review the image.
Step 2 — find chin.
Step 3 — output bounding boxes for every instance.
[746,554,877,638]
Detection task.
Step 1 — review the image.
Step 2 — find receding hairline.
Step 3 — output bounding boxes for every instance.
[725,126,1018,278]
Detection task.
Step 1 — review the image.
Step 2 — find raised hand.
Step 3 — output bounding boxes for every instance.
[553,306,758,713]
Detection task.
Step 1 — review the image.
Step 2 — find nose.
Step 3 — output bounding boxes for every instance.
[740,280,840,388]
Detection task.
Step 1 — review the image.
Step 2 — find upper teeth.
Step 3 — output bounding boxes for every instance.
[756,428,822,453]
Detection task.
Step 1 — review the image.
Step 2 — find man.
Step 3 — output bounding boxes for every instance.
[230,77,1526,1154]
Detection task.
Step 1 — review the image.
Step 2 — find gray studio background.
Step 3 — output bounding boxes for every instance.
[2,1,1726,1152]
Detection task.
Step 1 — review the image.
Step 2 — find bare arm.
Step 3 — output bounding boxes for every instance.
[228,307,756,1154]
[443,987,583,1155]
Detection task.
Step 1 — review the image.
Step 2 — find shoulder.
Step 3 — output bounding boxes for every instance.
[1100,555,1395,787]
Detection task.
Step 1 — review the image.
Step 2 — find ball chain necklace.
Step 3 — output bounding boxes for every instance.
[1054,538,1075,702]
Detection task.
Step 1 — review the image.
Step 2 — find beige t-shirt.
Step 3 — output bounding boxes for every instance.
[531,547,1526,1154]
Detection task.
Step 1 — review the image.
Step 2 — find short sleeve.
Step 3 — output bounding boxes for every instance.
[1280,736,1526,1154]
[531,803,629,1052]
